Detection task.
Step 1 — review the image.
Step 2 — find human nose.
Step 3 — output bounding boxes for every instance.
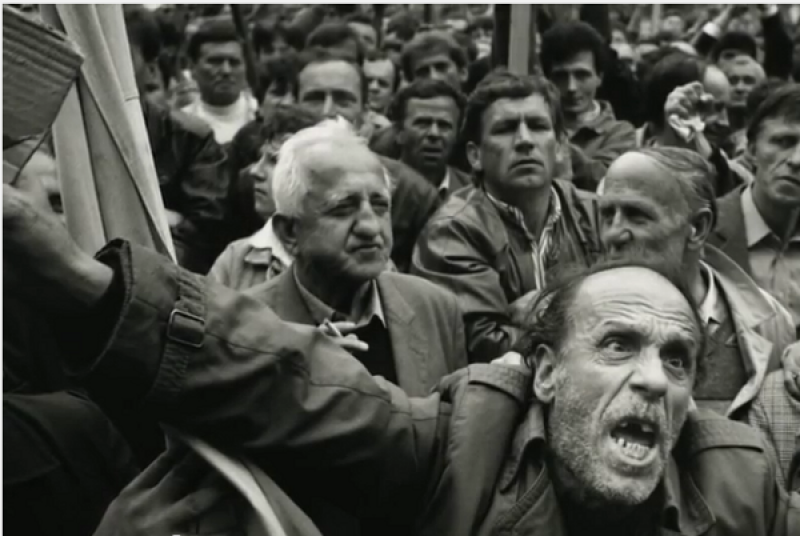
[629,349,669,402]
[602,210,633,249]
[566,74,578,92]
[789,143,800,168]
[322,94,336,117]
[220,60,232,74]
[353,201,382,237]
[514,122,534,151]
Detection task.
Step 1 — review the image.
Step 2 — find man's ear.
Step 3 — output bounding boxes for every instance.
[272,214,299,256]
[533,344,559,404]
[466,141,482,173]
[688,208,714,251]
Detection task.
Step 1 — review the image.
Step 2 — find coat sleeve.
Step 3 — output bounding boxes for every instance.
[570,121,637,190]
[411,217,521,364]
[68,241,447,523]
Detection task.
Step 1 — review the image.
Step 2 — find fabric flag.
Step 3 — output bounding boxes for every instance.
[39,4,175,260]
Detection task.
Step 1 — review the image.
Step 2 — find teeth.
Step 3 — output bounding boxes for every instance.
[614,437,652,460]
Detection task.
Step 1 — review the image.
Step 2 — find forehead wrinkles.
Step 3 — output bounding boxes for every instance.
[604,156,690,216]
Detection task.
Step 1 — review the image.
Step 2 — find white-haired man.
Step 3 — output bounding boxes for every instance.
[242,120,468,535]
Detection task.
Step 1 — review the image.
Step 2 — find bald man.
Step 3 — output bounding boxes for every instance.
[598,147,795,419]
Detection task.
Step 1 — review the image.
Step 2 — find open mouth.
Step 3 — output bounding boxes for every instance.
[609,418,659,463]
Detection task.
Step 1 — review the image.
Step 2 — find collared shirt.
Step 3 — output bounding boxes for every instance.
[486,188,564,290]
[741,187,800,328]
[438,168,452,199]
[245,219,293,279]
[699,261,725,327]
[182,93,258,145]
[293,268,385,328]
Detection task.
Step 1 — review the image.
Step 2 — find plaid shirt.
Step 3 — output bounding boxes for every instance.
[486,188,564,290]
[747,367,800,492]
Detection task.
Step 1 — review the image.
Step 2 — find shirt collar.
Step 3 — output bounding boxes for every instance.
[247,219,293,267]
[438,168,452,194]
[741,186,775,248]
[485,187,563,242]
[293,268,385,327]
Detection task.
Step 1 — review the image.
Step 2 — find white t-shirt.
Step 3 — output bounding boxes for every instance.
[182,92,258,145]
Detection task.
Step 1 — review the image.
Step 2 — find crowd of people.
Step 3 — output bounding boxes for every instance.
[4,3,800,535]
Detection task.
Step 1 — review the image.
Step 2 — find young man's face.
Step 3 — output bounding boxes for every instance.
[468,93,562,198]
[548,50,602,117]
[192,41,246,106]
[723,59,765,110]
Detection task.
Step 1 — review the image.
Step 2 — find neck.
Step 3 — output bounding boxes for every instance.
[294,259,367,314]
[546,450,664,536]
[489,185,553,240]
[752,184,800,239]
[563,101,597,131]
[201,94,240,110]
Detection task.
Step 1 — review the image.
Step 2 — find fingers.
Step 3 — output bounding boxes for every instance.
[334,334,369,353]
[158,471,230,528]
[493,352,523,366]
[123,443,190,491]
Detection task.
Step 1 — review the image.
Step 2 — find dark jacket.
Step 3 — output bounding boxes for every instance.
[143,100,229,274]
[64,242,800,536]
[4,391,139,536]
[569,100,637,191]
[411,180,600,363]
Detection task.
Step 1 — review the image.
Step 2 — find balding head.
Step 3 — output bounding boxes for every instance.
[723,55,766,109]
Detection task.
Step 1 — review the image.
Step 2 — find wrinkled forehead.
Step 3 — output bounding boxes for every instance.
[574,267,701,344]
[602,153,688,213]
[303,142,386,184]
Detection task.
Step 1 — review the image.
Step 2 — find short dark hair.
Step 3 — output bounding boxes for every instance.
[540,21,609,77]
[345,12,373,27]
[643,52,708,128]
[186,17,240,62]
[466,14,494,36]
[387,11,420,41]
[400,31,468,82]
[746,83,800,144]
[388,79,466,125]
[251,21,304,55]
[123,6,162,63]
[712,31,758,62]
[514,253,707,383]
[365,49,401,93]
[293,47,368,106]
[633,147,718,228]
[307,22,365,65]
[259,52,301,97]
[745,78,788,119]
[461,69,565,145]
[259,103,322,142]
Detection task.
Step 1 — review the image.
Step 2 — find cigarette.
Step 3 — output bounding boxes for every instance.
[322,318,343,337]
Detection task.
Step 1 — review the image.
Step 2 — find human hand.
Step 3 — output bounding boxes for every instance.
[492,351,524,367]
[166,209,184,230]
[320,320,369,353]
[664,82,715,158]
[92,446,229,536]
[3,184,112,311]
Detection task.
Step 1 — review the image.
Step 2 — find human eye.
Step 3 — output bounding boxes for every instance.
[372,197,390,214]
[301,91,324,104]
[600,333,637,357]
[661,342,693,375]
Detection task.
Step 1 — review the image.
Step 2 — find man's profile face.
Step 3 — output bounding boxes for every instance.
[752,117,800,208]
[399,96,460,177]
[548,50,603,117]
[297,61,364,127]
[364,59,396,114]
[544,267,699,507]
[294,145,393,283]
[469,94,561,196]
[411,52,463,88]
[723,59,764,109]
[192,41,246,106]
[599,153,691,272]
[700,66,732,148]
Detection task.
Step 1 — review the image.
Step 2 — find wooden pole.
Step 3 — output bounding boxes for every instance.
[491,4,510,69]
[230,4,261,102]
[373,4,385,49]
[508,4,532,75]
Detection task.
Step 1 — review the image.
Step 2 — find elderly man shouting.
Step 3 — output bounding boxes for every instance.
[3,185,799,534]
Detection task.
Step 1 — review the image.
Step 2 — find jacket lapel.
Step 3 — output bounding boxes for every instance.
[710,188,752,276]
[705,247,776,415]
[266,271,316,325]
[377,275,429,396]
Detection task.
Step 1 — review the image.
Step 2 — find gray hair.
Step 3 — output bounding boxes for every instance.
[633,147,718,229]
[272,119,391,218]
